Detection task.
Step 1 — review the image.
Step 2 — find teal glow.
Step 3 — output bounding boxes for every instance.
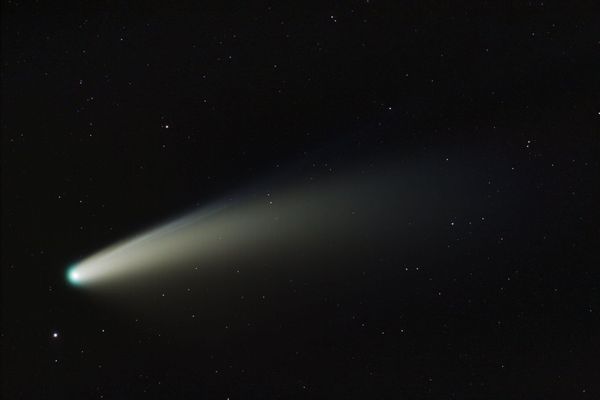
[67,266,81,285]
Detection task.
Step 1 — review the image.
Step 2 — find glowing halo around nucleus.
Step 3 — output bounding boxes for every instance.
[66,266,81,285]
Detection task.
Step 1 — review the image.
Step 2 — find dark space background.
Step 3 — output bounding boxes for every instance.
[1,1,599,398]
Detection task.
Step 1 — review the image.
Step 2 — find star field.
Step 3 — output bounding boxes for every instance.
[1,1,599,399]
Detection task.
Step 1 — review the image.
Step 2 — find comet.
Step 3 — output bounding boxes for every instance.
[66,160,467,288]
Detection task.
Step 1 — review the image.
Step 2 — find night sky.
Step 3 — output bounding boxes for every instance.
[2,1,600,399]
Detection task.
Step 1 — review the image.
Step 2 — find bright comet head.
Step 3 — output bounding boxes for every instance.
[67,266,81,285]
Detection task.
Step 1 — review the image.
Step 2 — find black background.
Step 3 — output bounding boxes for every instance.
[2,1,599,398]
